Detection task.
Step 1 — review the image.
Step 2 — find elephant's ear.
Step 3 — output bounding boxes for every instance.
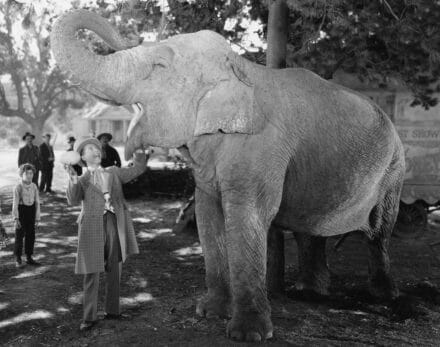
[194,52,265,136]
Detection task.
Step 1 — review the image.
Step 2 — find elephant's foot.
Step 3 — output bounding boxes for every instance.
[295,266,331,296]
[369,270,399,300]
[226,311,273,342]
[196,292,231,319]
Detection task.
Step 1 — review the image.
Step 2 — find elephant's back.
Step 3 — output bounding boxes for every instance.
[273,69,403,236]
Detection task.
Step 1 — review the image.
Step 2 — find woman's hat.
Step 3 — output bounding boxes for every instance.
[76,138,102,167]
[76,137,102,155]
[97,132,113,141]
[22,132,35,141]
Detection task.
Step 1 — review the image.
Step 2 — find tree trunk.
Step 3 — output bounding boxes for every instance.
[266,0,289,295]
[30,119,46,146]
[266,0,289,69]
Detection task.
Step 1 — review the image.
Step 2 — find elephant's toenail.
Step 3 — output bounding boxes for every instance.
[195,307,205,317]
[246,332,262,342]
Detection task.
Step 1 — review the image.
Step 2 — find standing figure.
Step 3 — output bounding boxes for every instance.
[65,138,146,331]
[97,133,121,168]
[13,163,41,268]
[67,136,83,176]
[18,132,40,185]
[39,133,55,193]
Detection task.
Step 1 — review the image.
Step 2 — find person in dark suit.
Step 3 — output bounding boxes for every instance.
[39,133,55,193]
[67,136,83,176]
[98,133,121,168]
[18,132,41,185]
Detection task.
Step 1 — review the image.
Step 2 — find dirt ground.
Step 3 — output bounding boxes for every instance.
[1,183,440,346]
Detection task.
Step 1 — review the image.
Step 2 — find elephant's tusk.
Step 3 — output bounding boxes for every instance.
[127,103,144,139]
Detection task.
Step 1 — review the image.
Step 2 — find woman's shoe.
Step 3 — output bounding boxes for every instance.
[15,258,24,268]
[26,257,41,266]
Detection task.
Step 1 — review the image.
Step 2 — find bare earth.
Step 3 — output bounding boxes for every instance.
[1,150,440,346]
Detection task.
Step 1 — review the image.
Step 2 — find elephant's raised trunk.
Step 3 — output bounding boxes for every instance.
[50,10,146,104]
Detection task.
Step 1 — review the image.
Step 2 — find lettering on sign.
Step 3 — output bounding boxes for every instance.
[411,129,440,139]
[396,127,440,141]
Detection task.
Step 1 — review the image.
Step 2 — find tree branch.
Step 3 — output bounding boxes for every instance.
[381,0,399,20]
[0,105,33,123]
[23,77,36,111]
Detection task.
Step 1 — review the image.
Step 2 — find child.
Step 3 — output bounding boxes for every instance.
[12,163,41,268]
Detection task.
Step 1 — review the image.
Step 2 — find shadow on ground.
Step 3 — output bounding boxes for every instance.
[1,185,440,346]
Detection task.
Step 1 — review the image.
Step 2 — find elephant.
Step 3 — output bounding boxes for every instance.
[51,10,406,342]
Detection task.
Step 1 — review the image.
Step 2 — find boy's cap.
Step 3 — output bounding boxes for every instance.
[76,138,102,155]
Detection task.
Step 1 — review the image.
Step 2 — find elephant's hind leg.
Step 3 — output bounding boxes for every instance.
[195,188,231,319]
[293,232,331,296]
[365,189,400,300]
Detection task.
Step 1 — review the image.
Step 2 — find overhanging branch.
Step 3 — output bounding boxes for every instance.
[0,106,32,123]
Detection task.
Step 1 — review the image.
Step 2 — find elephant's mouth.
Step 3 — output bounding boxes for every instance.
[93,94,123,107]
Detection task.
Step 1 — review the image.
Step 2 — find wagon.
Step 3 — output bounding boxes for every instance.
[393,92,440,237]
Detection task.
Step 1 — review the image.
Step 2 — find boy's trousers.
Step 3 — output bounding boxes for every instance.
[83,212,122,322]
[14,204,36,258]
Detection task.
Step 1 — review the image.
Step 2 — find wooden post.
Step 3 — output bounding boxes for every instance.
[266,0,289,69]
[266,0,289,295]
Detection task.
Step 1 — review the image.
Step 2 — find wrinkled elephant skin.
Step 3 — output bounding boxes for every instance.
[51,10,406,342]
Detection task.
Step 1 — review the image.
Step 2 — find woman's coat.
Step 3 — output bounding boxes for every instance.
[67,154,146,274]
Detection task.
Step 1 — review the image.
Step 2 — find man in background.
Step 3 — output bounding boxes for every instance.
[67,136,83,176]
[18,132,40,185]
[98,133,121,168]
[39,133,55,193]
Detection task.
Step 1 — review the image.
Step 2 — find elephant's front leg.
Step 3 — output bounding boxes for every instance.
[224,203,273,342]
[195,188,231,318]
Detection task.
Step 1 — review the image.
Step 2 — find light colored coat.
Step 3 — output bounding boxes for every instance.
[67,153,146,274]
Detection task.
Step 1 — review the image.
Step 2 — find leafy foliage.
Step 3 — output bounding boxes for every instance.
[115,0,440,107]
[253,0,440,108]
[0,0,85,139]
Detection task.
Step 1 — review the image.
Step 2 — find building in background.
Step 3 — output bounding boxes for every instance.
[72,103,132,144]
[72,102,171,161]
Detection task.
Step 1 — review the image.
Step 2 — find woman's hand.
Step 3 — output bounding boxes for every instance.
[14,219,21,230]
[64,164,78,180]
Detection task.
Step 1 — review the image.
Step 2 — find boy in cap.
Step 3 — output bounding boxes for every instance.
[18,132,40,185]
[13,163,41,267]
[64,137,146,331]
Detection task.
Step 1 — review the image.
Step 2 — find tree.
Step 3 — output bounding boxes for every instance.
[265,0,289,295]
[266,0,288,69]
[250,0,440,108]
[0,0,83,141]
